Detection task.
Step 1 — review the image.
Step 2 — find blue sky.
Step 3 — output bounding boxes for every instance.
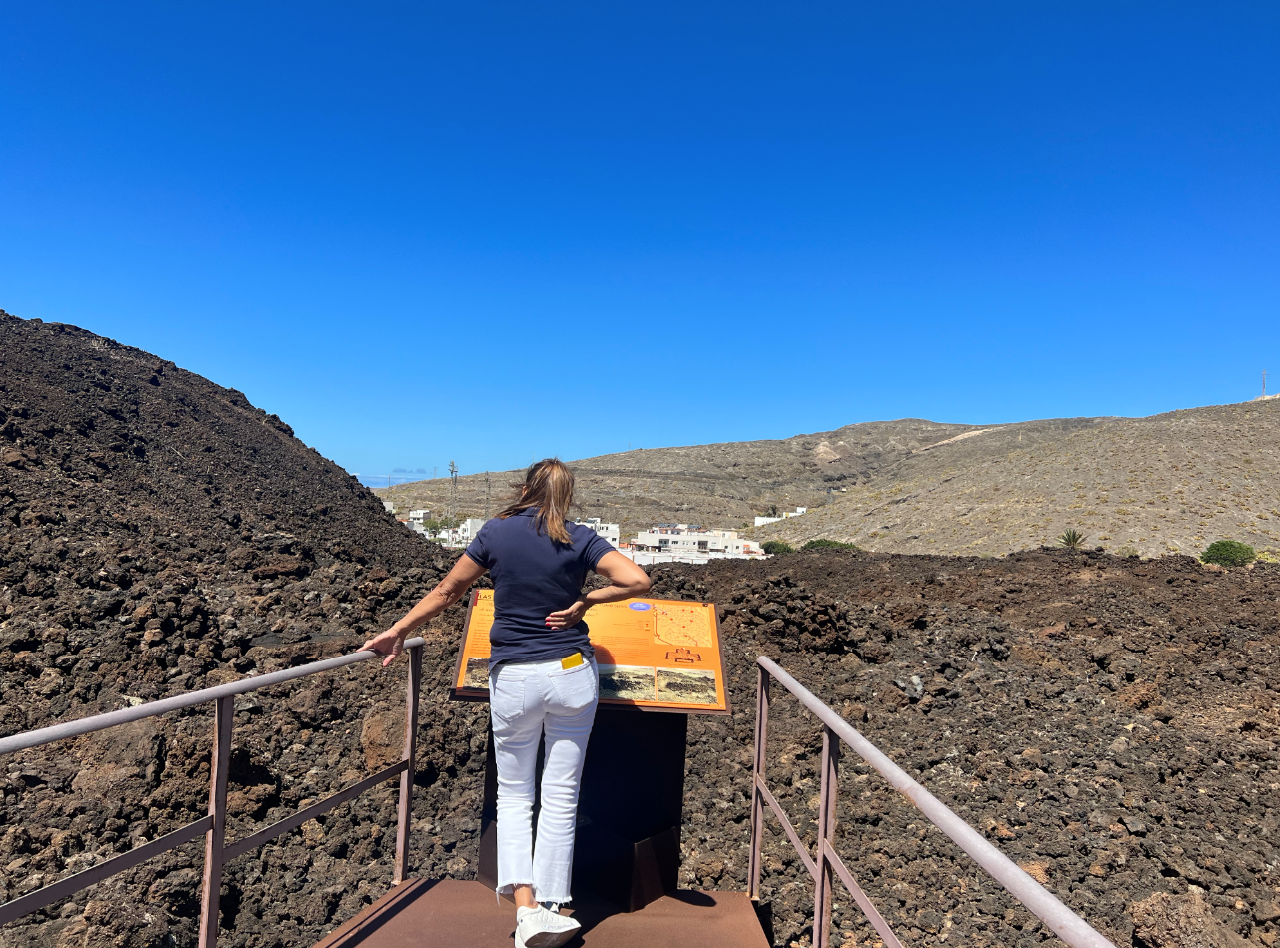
[3,3,1277,484]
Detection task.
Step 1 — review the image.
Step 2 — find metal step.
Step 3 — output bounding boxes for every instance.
[312,879,770,948]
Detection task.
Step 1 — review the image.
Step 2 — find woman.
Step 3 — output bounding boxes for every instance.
[362,459,652,948]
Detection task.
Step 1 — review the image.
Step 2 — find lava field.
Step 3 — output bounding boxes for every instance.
[3,313,1278,948]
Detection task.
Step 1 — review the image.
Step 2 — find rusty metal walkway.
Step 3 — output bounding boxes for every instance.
[2,644,1117,948]
[312,879,769,948]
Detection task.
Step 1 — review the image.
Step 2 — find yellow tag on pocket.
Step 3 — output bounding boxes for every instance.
[561,652,584,669]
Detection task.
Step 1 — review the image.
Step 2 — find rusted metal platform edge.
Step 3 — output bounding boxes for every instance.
[310,879,770,948]
[312,879,437,948]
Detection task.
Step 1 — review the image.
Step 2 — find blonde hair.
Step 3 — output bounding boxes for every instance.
[496,458,576,544]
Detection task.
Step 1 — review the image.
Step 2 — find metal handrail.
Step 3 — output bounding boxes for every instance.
[0,638,426,947]
[0,641,423,756]
[748,655,1117,948]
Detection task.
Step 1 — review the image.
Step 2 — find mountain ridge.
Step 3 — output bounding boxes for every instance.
[380,401,1279,558]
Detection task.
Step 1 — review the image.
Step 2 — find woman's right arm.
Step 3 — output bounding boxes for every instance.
[545,551,652,629]
[360,554,488,666]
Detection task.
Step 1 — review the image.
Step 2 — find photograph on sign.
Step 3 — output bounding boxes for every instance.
[450,591,729,713]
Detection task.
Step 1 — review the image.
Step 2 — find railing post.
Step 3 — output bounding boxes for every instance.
[198,695,233,948]
[748,663,770,902]
[394,643,423,884]
[813,725,840,948]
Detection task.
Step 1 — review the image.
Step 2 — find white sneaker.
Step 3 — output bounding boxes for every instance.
[514,905,581,948]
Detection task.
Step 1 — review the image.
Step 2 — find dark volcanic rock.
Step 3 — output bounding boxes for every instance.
[650,550,1280,947]
[0,313,488,948]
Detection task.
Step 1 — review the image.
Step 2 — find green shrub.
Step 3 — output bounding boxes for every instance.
[1200,540,1256,567]
[1058,529,1087,550]
[1115,545,1141,560]
[801,539,860,551]
[761,541,794,555]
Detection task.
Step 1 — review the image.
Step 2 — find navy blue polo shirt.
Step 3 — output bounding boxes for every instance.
[464,508,617,667]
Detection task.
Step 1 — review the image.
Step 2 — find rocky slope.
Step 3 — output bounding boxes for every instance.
[378,401,1280,560]
[659,547,1280,947]
[0,312,485,948]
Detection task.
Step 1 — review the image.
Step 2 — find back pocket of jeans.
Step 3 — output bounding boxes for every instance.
[489,672,527,722]
[549,662,597,710]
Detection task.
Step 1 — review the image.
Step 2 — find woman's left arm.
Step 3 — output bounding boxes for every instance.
[361,554,488,666]
[545,551,652,629]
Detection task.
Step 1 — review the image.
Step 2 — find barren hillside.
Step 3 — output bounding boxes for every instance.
[377,416,1107,538]
[757,400,1280,558]
[380,402,1280,559]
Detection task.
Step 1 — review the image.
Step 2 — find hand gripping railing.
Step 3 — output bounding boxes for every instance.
[748,656,1117,948]
[0,639,425,947]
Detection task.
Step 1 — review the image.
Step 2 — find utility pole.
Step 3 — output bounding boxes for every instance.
[433,466,437,480]
[448,461,458,525]
[485,471,492,519]
[1264,369,1269,397]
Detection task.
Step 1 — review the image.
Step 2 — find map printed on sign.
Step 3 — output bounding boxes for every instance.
[450,590,729,713]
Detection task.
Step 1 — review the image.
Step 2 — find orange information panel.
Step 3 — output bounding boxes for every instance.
[449,590,730,714]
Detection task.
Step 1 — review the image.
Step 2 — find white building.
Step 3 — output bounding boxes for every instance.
[408,509,431,524]
[413,517,487,547]
[754,506,808,527]
[575,518,621,548]
[632,524,763,558]
[458,518,487,541]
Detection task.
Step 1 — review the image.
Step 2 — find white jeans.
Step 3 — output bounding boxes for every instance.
[490,655,599,905]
